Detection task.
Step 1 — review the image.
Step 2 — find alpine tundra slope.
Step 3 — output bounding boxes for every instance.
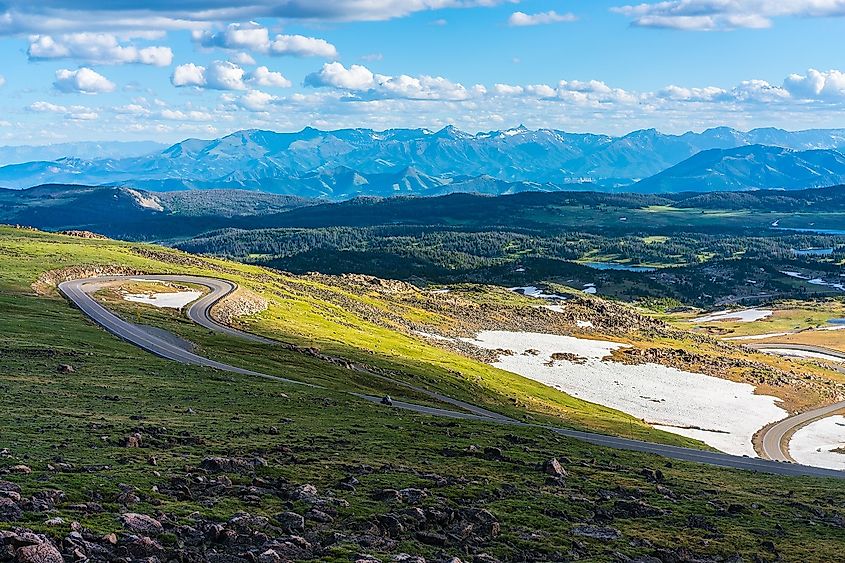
[59,274,845,479]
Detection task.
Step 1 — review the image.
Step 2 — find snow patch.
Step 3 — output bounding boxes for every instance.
[125,188,164,212]
[124,290,203,309]
[760,348,845,363]
[693,309,772,323]
[725,332,791,341]
[508,286,567,300]
[791,416,845,470]
[461,330,786,457]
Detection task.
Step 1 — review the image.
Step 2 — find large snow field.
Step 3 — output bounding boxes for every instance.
[693,309,773,323]
[462,330,786,457]
[791,416,845,470]
[124,290,203,309]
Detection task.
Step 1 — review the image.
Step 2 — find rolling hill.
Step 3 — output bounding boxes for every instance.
[634,145,845,192]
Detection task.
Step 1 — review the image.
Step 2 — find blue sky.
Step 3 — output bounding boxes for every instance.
[1,0,845,144]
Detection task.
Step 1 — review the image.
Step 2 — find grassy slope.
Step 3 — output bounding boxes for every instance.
[3,226,694,446]
[2,227,845,560]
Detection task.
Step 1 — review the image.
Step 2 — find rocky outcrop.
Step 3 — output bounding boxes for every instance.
[56,230,106,239]
[211,289,269,324]
[32,265,143,295]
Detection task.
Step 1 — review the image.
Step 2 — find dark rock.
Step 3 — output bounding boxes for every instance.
[543,458,567,477]
[124,432,142,448]
[399,488,428,504]
[305,508,333,523]
[291,484,318,501]
[379,514,405,538]
[374,488,401,502]
[571,524,621,540]
[613,500,666,518]
[687,514,717,532]
[0,498,21,522]
[124,535,163,558]
[200,457,256,474]
[463,508,500,537]
[275,511,305,533]
[56,364,75,374]
[416,531,447,546]
[484,447,503,460]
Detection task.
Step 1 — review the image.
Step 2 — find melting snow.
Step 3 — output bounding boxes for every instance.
[760,348,845,363]
[692,309,772,323]
[462,330,786,456]
[791,416,845,470]
[725,332,791,341]
[124,290,203,309]
[509,286,567,300]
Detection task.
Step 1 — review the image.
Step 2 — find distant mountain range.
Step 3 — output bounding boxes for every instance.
[0,141,165,167]
[2,126,845,196]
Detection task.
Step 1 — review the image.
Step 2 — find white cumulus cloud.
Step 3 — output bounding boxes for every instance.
[508,11,577,26]
[171,63,207,88]
[238,89,279,111]
[305,62,375,90]
[247,66,292,88]
[172,60,287,91]
[204,60,247,90]
[29,100,98,120]
[194,22,338,58]
[305,62,484,101]
[28,33,173,66]
[784,69,845,100]
[53,67,115,94]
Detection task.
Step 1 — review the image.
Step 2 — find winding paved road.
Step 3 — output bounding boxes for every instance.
[745,342,845,462]
[58,275,845,479]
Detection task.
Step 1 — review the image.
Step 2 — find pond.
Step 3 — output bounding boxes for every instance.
[582,262,657,272]
[775,227,845,236]
[793,247,834,256]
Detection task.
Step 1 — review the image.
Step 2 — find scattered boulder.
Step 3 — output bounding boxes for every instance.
[275,511,305,533]
[200,457,256,474]
[399,488,428,505]
[543,458,567,478]
[56,364,74,374]
[124,433,142,448]
[0,497,22,521]
[120,513,164,536]
[14,542,64,563]
[571,524,621,540]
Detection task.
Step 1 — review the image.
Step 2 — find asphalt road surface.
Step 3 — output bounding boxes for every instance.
[746,342,845,463]
[58,275,845,479]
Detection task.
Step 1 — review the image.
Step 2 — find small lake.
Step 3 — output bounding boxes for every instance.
[793,248,834,256]
[582,262,657,272]
[828,318,845,325]
[775,227,845,236]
